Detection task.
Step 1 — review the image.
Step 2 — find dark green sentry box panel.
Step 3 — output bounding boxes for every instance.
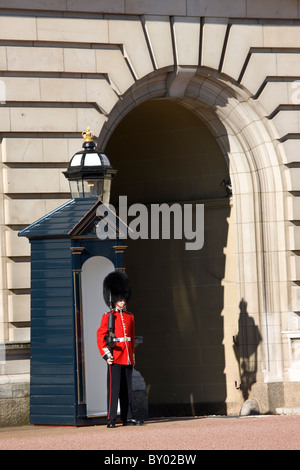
[19,197,126,426]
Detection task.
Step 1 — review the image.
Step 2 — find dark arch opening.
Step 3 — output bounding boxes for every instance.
[105,99,234,417]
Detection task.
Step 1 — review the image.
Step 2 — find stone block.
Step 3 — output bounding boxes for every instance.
[0,16,37,40]
[43,137,80,163]
[291,286,300,313]
[222,24,263,80]
[2,137,74,163]
[291,256,300,282]
[277,53,300,77]
[5,229,30,257]
[148,73,168,97]
[201,17,228,70]
[40,78,86,103]
[282,139,300,165]
[0,108,11,131]
[86,78,118,114]
[287,196,300,221]
[247,0,298,19]
[3,0,298,18]
[9,328,30,343]
[263,24,300,48]
[3,168,69,194]
[0,397,29,426]
[272,110,300,139]
[8,294,30,322]
[0,0,65,10]
[257,82,288,116]
[6,261,30,290]
[4,198,67,225]
[167,66,197,98]
[66,138,83,160]
[173,16,200,66]
[234,194,255,224]
[108,18,154,79]
[187,0,246,17]
[76,107,107,137]
[37,17,109,43]
[241,53,277,96]
[67,0,124,13]
[10,107,77,132]
[144,16,174,69]
[0,46,7,70]
[96,48,135,95]
[0,77,40,102]
[126,0,185,15]
[2,137,42,163]
[64,48,96,73]
[7,46,64,72]
[285,168,300,192]
[238,222,257,254]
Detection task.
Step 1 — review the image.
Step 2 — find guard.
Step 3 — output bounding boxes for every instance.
[97,271,143,428]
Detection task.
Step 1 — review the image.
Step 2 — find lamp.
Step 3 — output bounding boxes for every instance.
[63,127,117,203]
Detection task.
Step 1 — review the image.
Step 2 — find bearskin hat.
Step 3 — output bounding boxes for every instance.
[103,271,131,307]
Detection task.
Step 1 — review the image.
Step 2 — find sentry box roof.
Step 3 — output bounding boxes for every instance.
[18,197,127,240]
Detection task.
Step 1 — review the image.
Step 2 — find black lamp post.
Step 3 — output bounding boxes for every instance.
[63,127,116,203]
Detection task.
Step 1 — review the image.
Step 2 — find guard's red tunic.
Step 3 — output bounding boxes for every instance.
[97,309,135,365]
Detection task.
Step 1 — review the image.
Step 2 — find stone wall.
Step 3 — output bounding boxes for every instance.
[1,1,300,423]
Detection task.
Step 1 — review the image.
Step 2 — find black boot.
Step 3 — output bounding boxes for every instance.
[107,420,115,428]
[123,418,144,426]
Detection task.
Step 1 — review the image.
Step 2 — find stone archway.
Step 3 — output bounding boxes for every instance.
[105,98,235,415]
[99,69,288,414]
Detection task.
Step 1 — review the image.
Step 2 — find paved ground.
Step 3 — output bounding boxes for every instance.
[0,414,299,451]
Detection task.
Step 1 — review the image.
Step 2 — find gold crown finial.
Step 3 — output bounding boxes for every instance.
[82,126,95,143]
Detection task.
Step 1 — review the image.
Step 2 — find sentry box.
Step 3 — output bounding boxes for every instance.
[19,129,128,425]
[19,197,128,426]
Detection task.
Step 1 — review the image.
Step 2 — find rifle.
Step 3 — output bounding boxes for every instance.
[105,294,115,350]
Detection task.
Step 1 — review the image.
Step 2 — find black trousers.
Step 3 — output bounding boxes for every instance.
[107,364,133,422]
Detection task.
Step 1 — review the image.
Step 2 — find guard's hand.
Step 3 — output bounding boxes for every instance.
[107,356,113,365]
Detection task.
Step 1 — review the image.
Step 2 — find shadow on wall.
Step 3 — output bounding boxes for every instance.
[234,298,262,401]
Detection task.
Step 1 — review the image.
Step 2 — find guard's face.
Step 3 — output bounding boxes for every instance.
[115,299,126,309]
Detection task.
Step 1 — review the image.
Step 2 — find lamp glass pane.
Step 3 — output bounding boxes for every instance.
[102,179,112,204]
[69,180,83,198]
[101,154,111,166]
[70,154,82,166]
[84,154,101,166]
[83,179,104,197]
